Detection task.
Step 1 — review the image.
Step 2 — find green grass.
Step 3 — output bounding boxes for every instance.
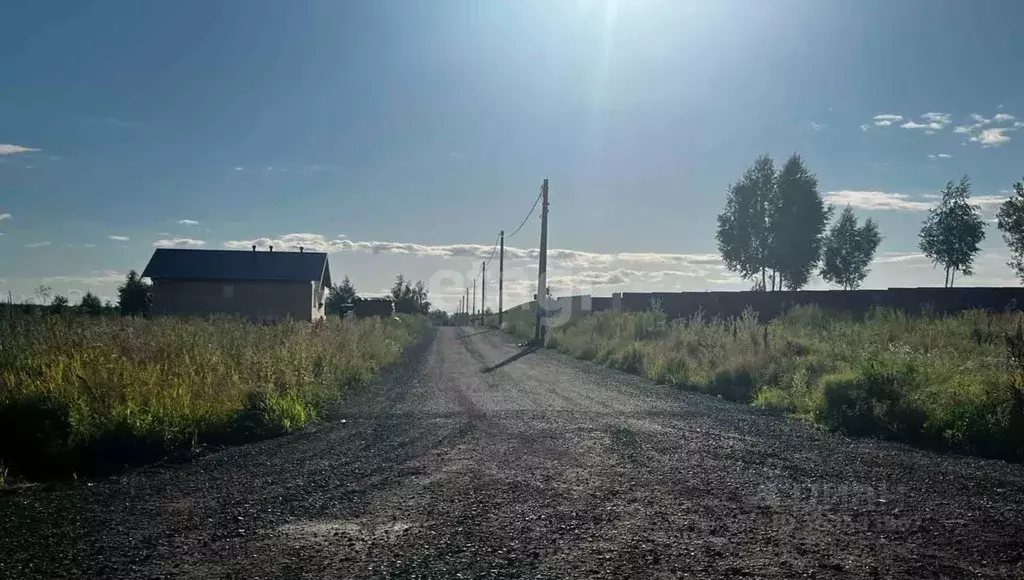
[0,314,421,479]
[528,305,1024,462]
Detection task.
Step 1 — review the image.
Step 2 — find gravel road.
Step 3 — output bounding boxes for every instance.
[2,326,1023,579]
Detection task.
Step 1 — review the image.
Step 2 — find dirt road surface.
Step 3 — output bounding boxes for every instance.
[2,327,1023,579]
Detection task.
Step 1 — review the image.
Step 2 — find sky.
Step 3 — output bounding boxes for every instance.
[2,0,1024,311]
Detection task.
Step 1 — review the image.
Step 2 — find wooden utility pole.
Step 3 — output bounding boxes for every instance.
[498,230,505,326]
[481,261,486,326]
[472,278,477,326]
[535,178,549,343]
[465,288,469,326]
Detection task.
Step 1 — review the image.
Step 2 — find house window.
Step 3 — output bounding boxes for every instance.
[223,284,234,299]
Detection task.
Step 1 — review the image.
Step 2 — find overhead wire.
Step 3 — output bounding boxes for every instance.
[505,190,542,239]
[465,186,542,316]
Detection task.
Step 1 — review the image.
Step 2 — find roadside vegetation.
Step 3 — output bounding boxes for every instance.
[500,306,1024,462]
[0,314,421,481]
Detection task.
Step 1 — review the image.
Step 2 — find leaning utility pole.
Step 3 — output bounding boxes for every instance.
[481,261,486,326]
[498,230,505,326]
[535,178,549,343]
[472,278,477,326]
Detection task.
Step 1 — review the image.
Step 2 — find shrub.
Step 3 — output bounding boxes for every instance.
[816,359,927,440]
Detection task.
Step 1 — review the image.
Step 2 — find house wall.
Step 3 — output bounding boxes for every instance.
[151,278,317,321]
[312,279,326,321]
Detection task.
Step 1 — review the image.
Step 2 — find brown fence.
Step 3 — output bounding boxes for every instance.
[610,287,1024,321]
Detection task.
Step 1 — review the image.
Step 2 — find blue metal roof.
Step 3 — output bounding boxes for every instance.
[142,248,331,286]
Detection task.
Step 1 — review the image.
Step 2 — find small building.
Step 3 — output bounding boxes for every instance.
[142,247,332,321]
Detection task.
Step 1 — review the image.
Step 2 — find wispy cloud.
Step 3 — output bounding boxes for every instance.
[860,124,871,131]
[823,191,933,211]
[105,117,140,128]
[41,270,124,286]
[223,234,726,272]
[25,241,51,248]
[154,238,206,248]
[874,252,928,264]
[0,144,39,155]
[954,112,1019,146]
[872,114,903,127]
[971,195,1008,208]
[108,235,130,241]
[177,219,199,226]
[927,153,953,159]
[809,122,826,131]
[900,112,952,132]
[0,213,10,221]
[233,167,244,171]
[970,127,1015,147]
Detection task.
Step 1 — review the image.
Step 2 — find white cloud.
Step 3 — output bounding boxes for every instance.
[874,252,927,264]
[154,238,206,248]
[872,114,903,127]
[809,122,825,131]
[41,270,124,286]
[971,195,1008,208]
[953,126,971,134]
[25,241,51,248]
[993,113,1015,123]
[223,234,728,274]
[0,144,39,155]
[860,124,871,131]
[823,190,933,211]
[927,153,952,159]
[177,219,199,226]
[108,235,130,241]
[921,112,951,125]
[0,213,10,221]
[234,167,244,171]
[901,120,942,131]
[970,127,1014,147]
[900,112,952,132]
[970,113,990,125]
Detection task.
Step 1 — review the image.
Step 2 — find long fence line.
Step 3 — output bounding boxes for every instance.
[505,287,1024,323]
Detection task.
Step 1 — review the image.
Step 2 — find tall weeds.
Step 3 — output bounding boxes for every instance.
[0,314,420,479]
[540,306,1024,462]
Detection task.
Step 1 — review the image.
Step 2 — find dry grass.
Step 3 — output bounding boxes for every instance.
[523,305,1024,462]
[0,314,421,479]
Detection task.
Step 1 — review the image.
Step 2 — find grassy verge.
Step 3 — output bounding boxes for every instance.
[0,314,422,480]
[513,306,1024,462]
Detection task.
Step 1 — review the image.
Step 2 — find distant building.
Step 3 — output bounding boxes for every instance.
[142,246,331,321]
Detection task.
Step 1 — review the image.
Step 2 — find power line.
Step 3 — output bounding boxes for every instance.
[506,190,542,239]
[484,233,500,267]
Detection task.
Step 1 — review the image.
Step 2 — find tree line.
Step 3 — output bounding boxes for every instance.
[717,153,1024,289]
[324,273,439,317]
[15,270,153,317]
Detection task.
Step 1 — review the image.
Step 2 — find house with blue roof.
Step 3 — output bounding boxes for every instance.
[142,245,332,321]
